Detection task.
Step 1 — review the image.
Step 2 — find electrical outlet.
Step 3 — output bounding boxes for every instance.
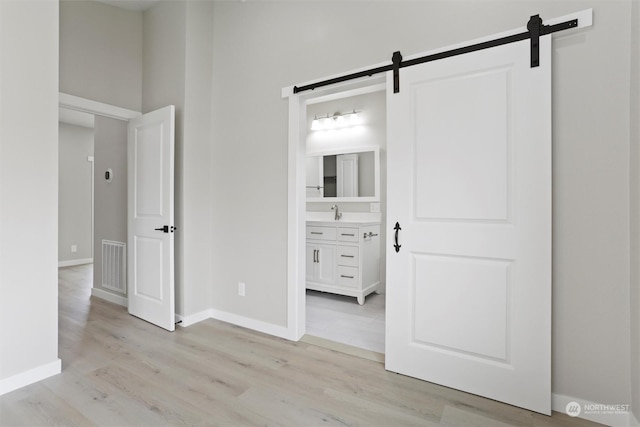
[71,245,77,253]
[370,203,380,213]
[238,282,246,297]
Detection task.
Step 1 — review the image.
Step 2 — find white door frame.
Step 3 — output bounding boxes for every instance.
[58,93,141,306]
[282,9,592,342]
[283,77,387,341]
[59,93,141,122]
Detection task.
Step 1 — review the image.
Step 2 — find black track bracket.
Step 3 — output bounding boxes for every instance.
[527,15,542,67]
[528,14,578,68]
[392,51,403,93]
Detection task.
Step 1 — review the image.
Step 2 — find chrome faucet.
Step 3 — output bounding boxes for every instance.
[331,204,342,221]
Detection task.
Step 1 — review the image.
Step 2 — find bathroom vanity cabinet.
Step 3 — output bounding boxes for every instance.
[306,221,381,305]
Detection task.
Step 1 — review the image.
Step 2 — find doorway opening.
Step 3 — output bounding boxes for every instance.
[292,77,388,355]
[58,107,95,271]
[58,94,140,308]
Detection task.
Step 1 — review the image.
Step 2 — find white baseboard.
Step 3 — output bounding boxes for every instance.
[58,258,93,268]
[209,308,293,339]
[0,358,61,396]
[175,308,292,339]
[176,309,213,327]
[553,393,635,426]
[91,287,127,307]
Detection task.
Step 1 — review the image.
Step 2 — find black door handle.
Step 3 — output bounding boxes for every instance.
[155,225,169,233]
[394,222,401,253]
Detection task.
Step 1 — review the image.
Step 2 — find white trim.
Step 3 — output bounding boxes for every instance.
[287,93,305,341]
[58,258,93,268]
[552,393,634,426]
[176,309,213,327]
[91,287,127,307]
[88,156,94,262]
[174,309,293,339]
[0,359,61,396]
[59,93,141,121]
[210,309,294,340]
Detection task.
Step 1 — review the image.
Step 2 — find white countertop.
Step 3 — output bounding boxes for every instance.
[306,211,381,226]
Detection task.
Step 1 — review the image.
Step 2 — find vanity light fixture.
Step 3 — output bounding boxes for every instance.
[311,109,360,131]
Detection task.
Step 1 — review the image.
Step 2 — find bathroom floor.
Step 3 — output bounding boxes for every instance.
[305,289,385,354]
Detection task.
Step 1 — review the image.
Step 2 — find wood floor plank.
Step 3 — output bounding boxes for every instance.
[1,384,93,427]
[41,368,152,427]
[111,351,274,426]
[0,265,604,427]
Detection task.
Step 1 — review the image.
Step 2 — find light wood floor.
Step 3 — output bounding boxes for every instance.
[0,264,601,426]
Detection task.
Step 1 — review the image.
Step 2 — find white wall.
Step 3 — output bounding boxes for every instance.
[58,122,94,263]
[182,1,215,318]
[211,0,636,411]
[0,0,60,392]
[59,0,142,111]
[143,1,214,319]
[92,116,128,298]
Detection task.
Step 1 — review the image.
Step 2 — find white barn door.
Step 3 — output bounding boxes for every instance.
[127,105,176,332]
[385,37,552,414]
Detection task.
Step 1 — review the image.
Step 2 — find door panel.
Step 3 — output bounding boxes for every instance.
[414,69,509,221]
[127,105,175,332]
[386,37,551,414]
[134,123,164,217]
[134,236,164,301]
[413,254,510,361]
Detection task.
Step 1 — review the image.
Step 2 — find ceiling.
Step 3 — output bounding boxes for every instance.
[94,0,160,12]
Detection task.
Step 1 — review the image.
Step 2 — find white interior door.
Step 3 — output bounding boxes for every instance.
[127,105,176,332]
[386,37,551,414]
[336,153,358,197]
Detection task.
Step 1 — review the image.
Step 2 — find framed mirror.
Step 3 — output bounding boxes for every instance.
[306,146,380,202]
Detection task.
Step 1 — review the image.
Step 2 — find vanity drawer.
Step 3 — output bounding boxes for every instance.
[337,227,358,242]
[337,245,359,267]
[306,226,336,241]
[337,266,359,289]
